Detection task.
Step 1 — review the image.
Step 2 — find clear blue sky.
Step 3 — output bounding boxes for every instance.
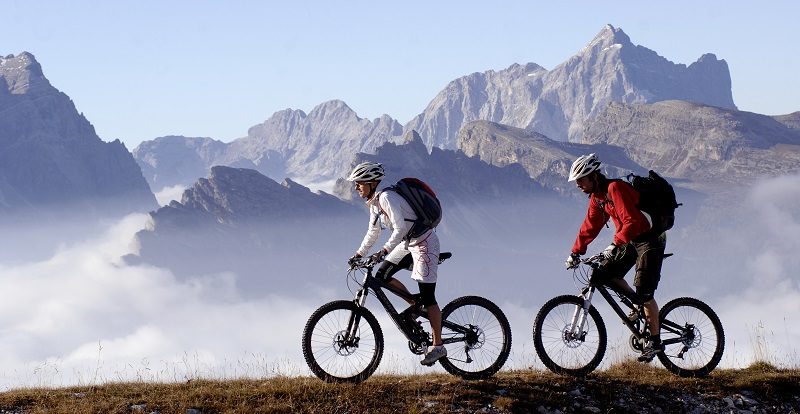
[3,0,798,148]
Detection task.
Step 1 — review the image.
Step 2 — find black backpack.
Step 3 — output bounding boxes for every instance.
[622,170,681,232]
[380,178,442,240]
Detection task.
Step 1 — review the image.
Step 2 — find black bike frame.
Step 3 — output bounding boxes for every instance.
[349,265,472,346]
[578,282,692,350]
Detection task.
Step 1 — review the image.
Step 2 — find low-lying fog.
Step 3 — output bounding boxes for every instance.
[0,175,797,388]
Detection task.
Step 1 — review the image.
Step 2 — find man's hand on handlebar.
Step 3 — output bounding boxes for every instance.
[369,249,388,264]
[565,253,581,269]
[348,253,362,267]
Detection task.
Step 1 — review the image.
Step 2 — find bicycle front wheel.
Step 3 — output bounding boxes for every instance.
[301,300,384,383]
[657,297,724,377]
[533,295,607,376]
[438,296,512,379]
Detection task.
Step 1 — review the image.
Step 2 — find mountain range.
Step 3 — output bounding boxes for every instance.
[407,24,735,148]
[4,24,799,234]
[132,25,742,191]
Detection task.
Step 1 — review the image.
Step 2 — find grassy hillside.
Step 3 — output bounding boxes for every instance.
[0,363,797,413]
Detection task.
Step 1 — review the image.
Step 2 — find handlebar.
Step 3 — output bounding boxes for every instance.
[570,251,674,270]
[581,253,606,267]
[349,251,453,270]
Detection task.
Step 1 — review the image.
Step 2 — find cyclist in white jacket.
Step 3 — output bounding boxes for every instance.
[346,161,446,366]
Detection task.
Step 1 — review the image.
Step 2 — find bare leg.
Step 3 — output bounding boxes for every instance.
[388,278,414,304]
[609,278,636,297]
[643,299,660,335]
[613,279,660,336]
[426,304,443,346]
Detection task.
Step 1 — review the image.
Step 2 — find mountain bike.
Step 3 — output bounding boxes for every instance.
[533,253,724,377]
[302,252,512,383]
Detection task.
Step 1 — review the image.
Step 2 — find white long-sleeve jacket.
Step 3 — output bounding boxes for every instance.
[356,190,431,256]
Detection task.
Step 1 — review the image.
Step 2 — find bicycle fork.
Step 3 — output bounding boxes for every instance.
[568,287,596,341]
[343,287,370,345]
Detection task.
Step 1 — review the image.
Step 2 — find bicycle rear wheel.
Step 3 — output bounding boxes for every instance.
[438,296,511,379]
[533,295,607,377]
[657,297,724,377]
[302,300,384,383]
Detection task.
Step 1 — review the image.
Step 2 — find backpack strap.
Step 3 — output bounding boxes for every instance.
[371,189,417,242]
[371,190,386,226]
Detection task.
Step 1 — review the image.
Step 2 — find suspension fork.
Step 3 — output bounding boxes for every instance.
[345,280,371,341]
[569,287,595,339]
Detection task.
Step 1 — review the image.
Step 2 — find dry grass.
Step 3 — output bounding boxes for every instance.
[0,366,797,414]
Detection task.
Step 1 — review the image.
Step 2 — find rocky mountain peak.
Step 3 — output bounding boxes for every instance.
[399,129,425,147]
[307,99,358,120]
[585,24,632,50]
[0,52,50,95]
[0,51,156,215]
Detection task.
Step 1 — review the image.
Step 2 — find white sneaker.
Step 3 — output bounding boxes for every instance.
[420,345,447,366]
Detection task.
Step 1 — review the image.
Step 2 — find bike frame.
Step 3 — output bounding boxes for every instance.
[571,273,695,355]
[348,264,475,347]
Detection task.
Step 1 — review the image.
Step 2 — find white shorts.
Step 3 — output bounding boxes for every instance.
[385,231,440,283]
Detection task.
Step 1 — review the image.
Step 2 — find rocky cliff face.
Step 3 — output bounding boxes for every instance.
[0,52,156,215]
[582,100,800,185]
[222,100,403,182]
[406,24,735,148]
[457,121,639,195]
[775,112,800,131]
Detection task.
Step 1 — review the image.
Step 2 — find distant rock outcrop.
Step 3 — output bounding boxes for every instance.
[133,135,228,189]
[406,24,736,148]
[582,100,800,185]
[0,52,156,215]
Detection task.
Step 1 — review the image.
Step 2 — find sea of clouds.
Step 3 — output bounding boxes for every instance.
[0,175,797,388]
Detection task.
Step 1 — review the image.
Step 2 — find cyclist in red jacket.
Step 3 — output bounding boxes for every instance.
[565,154,667,362]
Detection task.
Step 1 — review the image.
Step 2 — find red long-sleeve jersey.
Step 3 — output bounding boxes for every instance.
[571,180,651,255]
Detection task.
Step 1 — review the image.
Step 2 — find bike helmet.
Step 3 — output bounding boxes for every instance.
[568,153,601,182]
[346,161,385,182]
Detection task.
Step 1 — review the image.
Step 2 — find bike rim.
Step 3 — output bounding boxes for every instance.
[538,302,602,370]
[442,304,506,371]
[308,308,378,379]
[661,304,720,370]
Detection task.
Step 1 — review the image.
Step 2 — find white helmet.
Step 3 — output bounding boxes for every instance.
[347,161,385,182]
[568,153,601,182]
